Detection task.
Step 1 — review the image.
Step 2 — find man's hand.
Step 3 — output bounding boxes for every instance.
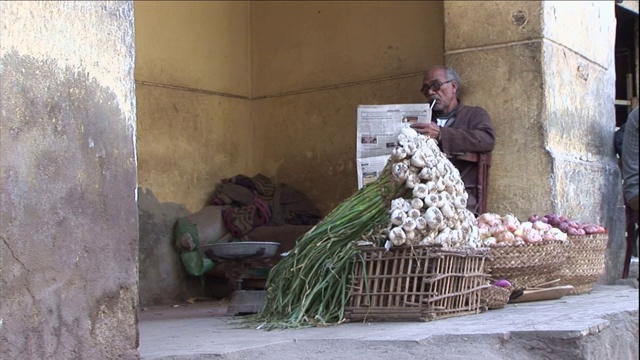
[411,122,441,140]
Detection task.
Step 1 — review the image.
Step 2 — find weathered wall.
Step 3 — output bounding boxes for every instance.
[542,2,623,284]
[135,1,253,211]
[0,1,139,359]
[135,1,444,305]
[251,1,444,214]
[134,1,253,306]
[444,1,624,283]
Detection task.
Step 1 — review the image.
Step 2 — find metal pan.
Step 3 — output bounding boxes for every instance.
[201,241,280,260]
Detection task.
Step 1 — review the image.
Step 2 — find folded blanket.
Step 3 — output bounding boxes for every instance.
[207,173,322,237]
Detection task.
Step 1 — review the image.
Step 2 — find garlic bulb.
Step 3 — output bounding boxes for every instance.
[418,167,434,181]
[453,196,467,210]
[449,229,463,245]
[390,209,407,226]
[444,184,456,194]
[434,228,451,246]
[403,141,418,156]
[406,229,417,241]
[390,198,406,211]
[407,208,421,219]
[435,177,446,191]
[391,146,407,161]
[438,192,452,207]
[424,207,444,228]
[410,150,429,168]
[400,126,419,139]
[396,135,409,148]
[412,184,428,199]
[389,227,407,246]
[423,193,439,208]
[392,162,409,181]
[419,236,434,246]
[440,201,456,218]
[405,173,420,189]
[425,181,436,193]
[411,197,424,210]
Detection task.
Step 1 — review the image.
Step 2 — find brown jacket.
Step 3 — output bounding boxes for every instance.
[434,103,496,213]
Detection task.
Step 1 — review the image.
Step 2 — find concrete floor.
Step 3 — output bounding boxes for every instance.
[138,284,639,360]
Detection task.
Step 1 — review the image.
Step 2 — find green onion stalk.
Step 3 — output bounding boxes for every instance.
[247,161,409,330]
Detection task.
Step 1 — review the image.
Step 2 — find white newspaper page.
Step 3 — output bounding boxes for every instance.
[356,104,431,189]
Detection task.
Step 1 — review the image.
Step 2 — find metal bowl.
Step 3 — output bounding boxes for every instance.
[201,241,280,260]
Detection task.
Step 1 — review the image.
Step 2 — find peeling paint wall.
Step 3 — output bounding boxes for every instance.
[541,2,623,283]
[0,1,139,359]
[445,1,624,283]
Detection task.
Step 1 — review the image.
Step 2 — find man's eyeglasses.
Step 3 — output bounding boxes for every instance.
[421,80,454,94]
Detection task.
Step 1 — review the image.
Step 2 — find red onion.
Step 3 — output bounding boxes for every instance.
[559,222,570,232]
[529,214,540,222]
[494,279,512,288]
[549,217,562,227]
[583,226,599,234]
[567,227,581,236]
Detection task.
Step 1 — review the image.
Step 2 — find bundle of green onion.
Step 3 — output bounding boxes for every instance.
[249,161,408,329]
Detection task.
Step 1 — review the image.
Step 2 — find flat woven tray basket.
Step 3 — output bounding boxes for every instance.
[550,233,608,295]
[345,246,491,322]
[481,285,511,310]
[487,240,568,289]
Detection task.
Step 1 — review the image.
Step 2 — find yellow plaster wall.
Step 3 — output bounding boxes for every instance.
[251,1,444,213]
[135,1,443,214]
[135,1,251,95]
[135,1,253,211]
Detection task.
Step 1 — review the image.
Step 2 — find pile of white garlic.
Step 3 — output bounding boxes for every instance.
[385,126,481,249]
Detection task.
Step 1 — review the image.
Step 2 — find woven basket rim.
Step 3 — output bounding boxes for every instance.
[355,244,491,256]
[488,239,566,248]
[567,233,608,240]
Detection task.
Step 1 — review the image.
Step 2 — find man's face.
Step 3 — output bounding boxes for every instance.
[421,68,458,114]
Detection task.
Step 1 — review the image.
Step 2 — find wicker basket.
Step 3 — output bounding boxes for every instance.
[487,240,568,289]
[481,285,511,310]
[550,233,608,295]
[345,246,491,322]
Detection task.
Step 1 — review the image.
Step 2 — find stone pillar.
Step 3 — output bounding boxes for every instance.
[444,1,624,283]
[1,1,139,358]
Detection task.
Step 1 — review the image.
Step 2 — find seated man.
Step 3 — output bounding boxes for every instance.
[622,107,639,214]
[411,65,496,214]
[620,107,639,279]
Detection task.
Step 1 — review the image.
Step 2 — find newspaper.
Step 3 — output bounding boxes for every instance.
[356,104,431,188]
